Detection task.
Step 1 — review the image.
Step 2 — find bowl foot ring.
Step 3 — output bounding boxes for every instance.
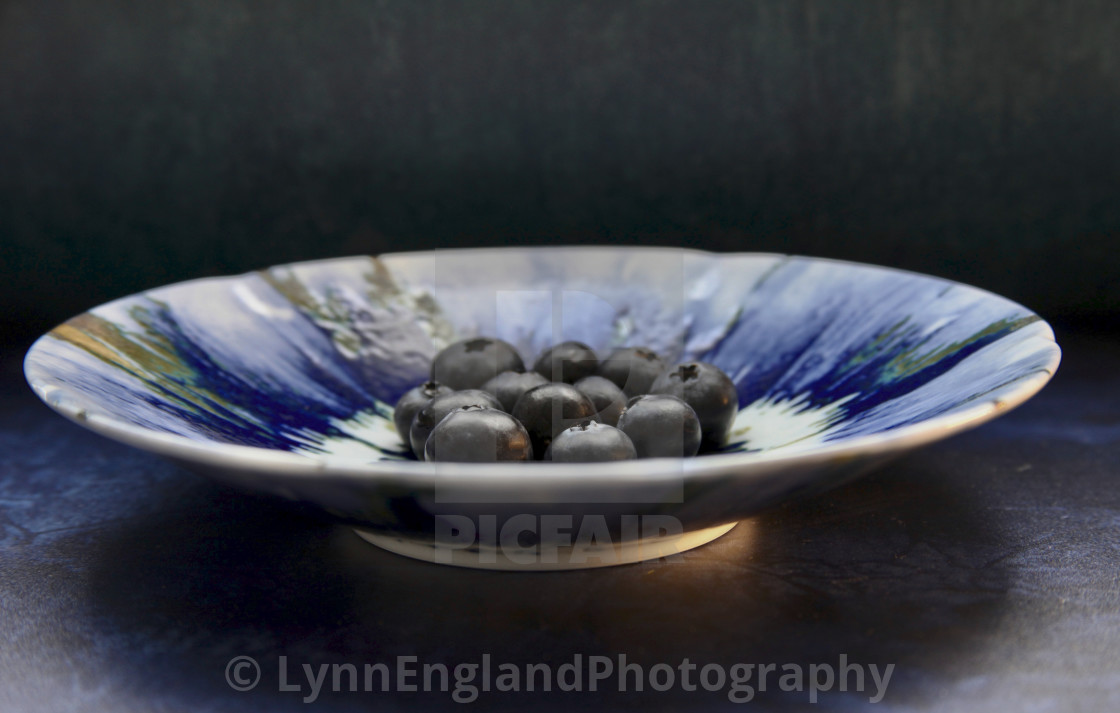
[354,521,738,571]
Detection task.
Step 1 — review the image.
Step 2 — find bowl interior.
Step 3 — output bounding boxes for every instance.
[25,247,1059,464]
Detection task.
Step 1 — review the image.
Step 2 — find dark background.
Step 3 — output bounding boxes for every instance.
[2,0,1118,342]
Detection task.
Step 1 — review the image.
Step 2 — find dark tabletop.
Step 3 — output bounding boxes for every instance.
[1,328,1117,712]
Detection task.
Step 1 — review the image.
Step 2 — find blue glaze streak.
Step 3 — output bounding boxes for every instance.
[698,258,1043,438]
[130,301,384,451]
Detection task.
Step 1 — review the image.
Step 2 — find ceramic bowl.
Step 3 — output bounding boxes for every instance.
[24,247,1060,569]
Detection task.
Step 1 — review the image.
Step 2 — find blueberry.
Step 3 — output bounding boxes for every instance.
[481,370,550,412]
[616,394,702,458]
[409,389,504,459]
[544,420,637,462]
[392,380,454,444]
[431,337,525,390]
[511,382,596,457]
[598,346,666,397]
[532,341,599,384]
[573,375,627,427]
[650,362,738,450]
[424,406,533,462]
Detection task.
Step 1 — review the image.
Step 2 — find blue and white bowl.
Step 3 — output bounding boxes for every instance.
[24,247,1060,569]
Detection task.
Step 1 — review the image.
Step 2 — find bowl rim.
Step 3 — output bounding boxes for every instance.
[23,246,1062,487]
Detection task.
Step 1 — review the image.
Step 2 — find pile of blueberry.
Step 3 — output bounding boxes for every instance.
[394,337,738,463]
